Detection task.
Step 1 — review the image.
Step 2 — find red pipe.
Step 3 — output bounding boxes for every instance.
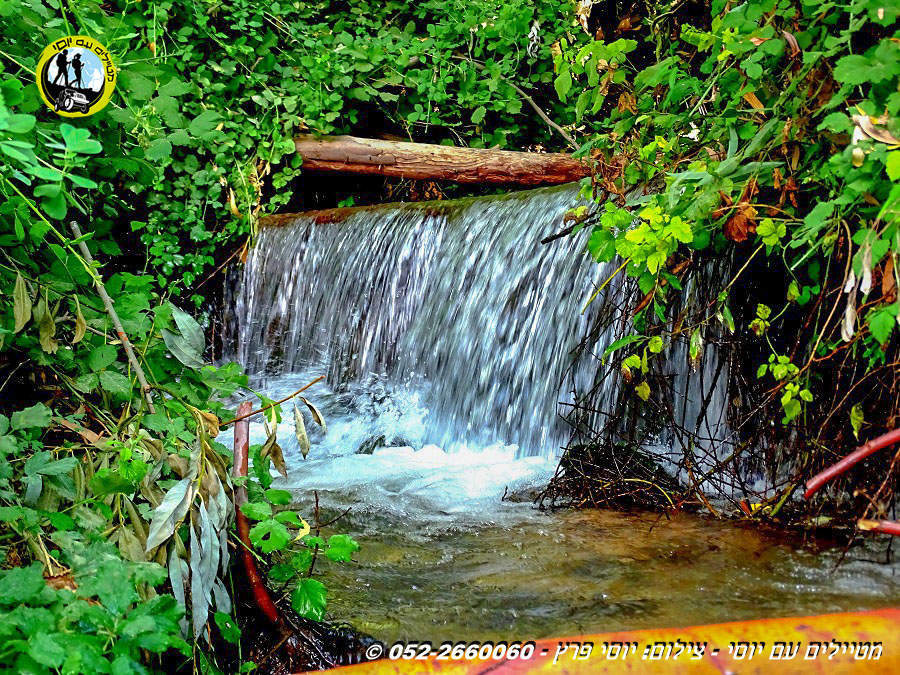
[233,401,282,624]
[803,428,900,499]
[859,519,900,536]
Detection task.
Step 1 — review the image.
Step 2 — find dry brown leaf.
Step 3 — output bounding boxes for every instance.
[742,91,765,112]
[187,405,220,438]
[853,114,900,145]
[57,418,101,444]
[72,298,86,344]
[883,256,896,299]
[299,396,327,433]
[293,403,311,460]
[723,204,758,243]
[262,429,288,477]
[616,92,636,114]
[711,191,734,220]
[228,188,244,219]
[782,31,800,57]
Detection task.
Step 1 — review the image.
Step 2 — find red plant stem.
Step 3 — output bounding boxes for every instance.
[859,520,900,536]
[804,428,900,499]
[233,400,282,625]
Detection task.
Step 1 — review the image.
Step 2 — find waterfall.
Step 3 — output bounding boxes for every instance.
[229,184,627,458]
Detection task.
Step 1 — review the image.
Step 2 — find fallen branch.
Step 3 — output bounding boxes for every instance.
[69,222,156,415]
[803,428,900,499]
[233,400,282,625]
[293,135,590,185]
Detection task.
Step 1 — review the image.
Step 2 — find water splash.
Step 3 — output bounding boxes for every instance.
[231,185,619,457]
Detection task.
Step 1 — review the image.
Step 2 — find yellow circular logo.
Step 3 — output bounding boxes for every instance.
[35,36,116,117]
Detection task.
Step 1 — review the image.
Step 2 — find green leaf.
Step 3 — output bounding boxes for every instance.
[868,306,896,344]
[11,403,52,430]
[887,151,900,181]
[324,534,359,563]
[249,518,291,553]
[757,218,786,246]
[59,124,102,154]
[73,373,99,393]
[290,578,327,621]
[602,334,646,358]
[471,106,486,124]
[145,138,173,161]
[587,229,616,262]
[28,631,65,668]
[100,370,133,398]
[87,344,118,372]
[90,468,137,496]
[647,336,664,353]
[265,489,292,505]
[554,66,572,102]
[833,55,870,85]
[34,456,77,476]
[635,381,651,401]
[214,612,241,644]
[189,111,223,138]
[850,403,864,440]
[0,562,45,605]
[240,502,272,520]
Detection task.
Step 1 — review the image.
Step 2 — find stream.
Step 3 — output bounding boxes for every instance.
[226,186,900,644]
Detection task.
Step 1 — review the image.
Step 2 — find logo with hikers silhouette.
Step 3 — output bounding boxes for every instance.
[36,36,116,117]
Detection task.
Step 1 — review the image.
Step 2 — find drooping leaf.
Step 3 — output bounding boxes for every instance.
[145,478,195,551]
[13,272,31,333]
[161,304,206,369]
[299,397,326,433]
[293,403,310,460]
[262,424,287,477]
[38,301,57,354]
[72,298,86,344]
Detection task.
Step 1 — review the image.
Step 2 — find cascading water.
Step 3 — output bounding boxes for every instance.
[231,184,619,458]
[223,184,898,642]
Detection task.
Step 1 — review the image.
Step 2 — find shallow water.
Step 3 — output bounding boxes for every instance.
[222,373,899,646]
[312,500,899,644]
[226,185,899,644]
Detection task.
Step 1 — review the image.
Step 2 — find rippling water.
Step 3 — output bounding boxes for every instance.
[225,186,899,641]
[231,184,620,456]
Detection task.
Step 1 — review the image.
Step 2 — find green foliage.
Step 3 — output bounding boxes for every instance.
[555,0,900,429]
[0,550,188,673]
[243,449,360,622]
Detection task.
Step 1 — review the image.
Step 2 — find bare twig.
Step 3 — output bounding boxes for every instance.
[221,376,325,427]
[451,55,579,150]
[69,222,156,414]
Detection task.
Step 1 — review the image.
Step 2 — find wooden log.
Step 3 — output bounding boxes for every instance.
[293,134,591,186]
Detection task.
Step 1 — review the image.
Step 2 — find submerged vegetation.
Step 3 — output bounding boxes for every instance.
[0,0,899,671]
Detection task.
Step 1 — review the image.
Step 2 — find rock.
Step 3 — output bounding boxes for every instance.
[355,435,386,455]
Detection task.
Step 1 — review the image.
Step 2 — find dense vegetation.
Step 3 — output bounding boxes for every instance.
[1,0,899,671]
